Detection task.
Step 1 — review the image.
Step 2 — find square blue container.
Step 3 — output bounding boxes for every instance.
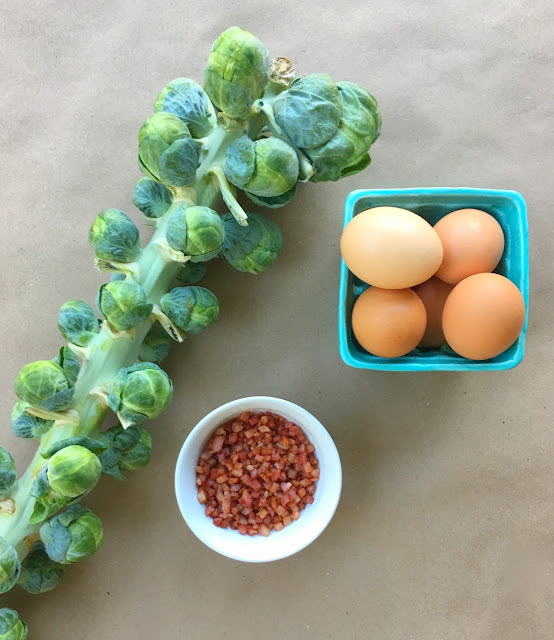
[338,188,529,371]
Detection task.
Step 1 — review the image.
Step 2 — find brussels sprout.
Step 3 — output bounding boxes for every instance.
[0,537,20,595]
[176,261,207,286]
[97,280,153,333]
[204,27,270,119]
[272,74,342,149]
[89,209,142,264]
[18,544,64,594]
[223,136,255,188]
[139,323,172,364]
[155,78,217,138]
[244,182,297,209]
[132,177,172,220]
[14,360,74,412]
[100,424,152,480]
[224,136,299,198]
[337,81,381,146]
[11,401,54,440]
[160,287,219,335]
[306,81,381,182]
[0,608,27,639]
[138,112,199,187]
[158,138,200,187]
[108,363,173,427]
[40,505,103,565]
[0,447,16,499]
[165,204,224,262]
[221,213,282,274]
[58,300,100,347]
[47,446,102,499]
[30,445,102,524]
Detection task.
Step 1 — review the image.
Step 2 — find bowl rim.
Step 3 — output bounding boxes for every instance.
[174,396,342,562]
[338,187,529,371]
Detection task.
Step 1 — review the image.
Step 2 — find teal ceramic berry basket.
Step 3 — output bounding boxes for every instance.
[338,188,529,372]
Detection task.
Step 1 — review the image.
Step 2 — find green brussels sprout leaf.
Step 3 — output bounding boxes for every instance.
[221,213,282,274]
[244,182,297,209]
[0,607,28,639]
[132,177,172,220]
[223,136,255,189]
[155,78,217,138]
[30,467,50,500]
[339,152,371,179]
[175,261,207,286]
[11,401,54,440]
[139,323,172,364]
[100,424,152,480]
[0,536,21,595]
[337,81,381,145]
[306,81,380,182]
[0,447,16,500]
[158,137,200,187]
[40,437,107,459]
[52,346,81,389]
[18,544,64,594]
[272,74,342,149]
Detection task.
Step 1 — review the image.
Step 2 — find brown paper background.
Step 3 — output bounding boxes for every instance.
[0,1,552,638]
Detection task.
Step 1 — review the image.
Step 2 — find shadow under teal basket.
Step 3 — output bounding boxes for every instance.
[338,188,529,372]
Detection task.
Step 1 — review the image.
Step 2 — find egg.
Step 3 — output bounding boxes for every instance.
[434,208,505,284]
[340,207,443,289]
[442,273,525,360]
[412,277,454,348]
[351,287,427,358]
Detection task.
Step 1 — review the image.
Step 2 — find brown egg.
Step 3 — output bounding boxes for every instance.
[340,207,443,289]
[434,208,505,284]
[442,273,525,360]
[412,277,454,348]
[351,287,427,358]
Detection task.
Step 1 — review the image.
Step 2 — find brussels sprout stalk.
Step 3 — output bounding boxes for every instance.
[206,167,249,226]
[0,27,380,631]
[150,305,185,343]
[94,257,141,280]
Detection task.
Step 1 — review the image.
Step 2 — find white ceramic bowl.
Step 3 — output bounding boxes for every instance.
[175,396,342,563]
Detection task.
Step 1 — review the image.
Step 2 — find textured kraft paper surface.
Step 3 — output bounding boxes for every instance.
[0,1,552,638]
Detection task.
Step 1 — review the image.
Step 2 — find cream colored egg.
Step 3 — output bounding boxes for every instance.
[340,207,443,288]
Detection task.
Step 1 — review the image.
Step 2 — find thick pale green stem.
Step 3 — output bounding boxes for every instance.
[0,121,240,560]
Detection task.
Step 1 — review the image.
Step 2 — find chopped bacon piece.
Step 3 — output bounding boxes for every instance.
[195,411,319,536]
